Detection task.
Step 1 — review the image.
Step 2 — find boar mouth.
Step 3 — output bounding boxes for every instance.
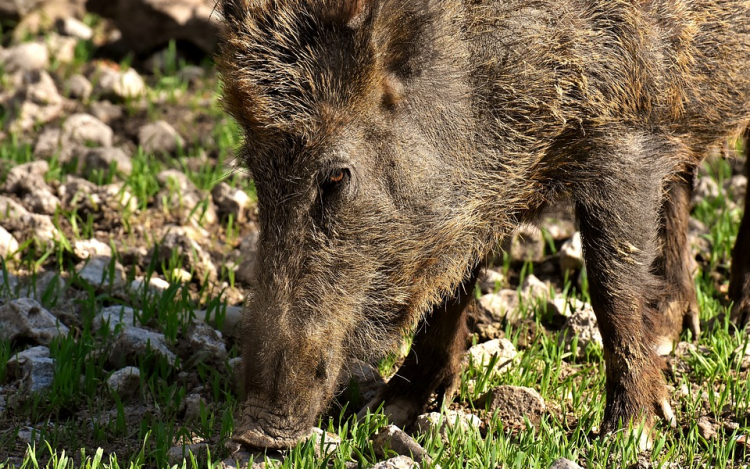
[233,398,315,449]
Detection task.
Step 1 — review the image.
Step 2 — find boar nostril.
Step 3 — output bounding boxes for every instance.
[315,357,328,381]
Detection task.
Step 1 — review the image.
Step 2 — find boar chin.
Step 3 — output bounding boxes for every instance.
[233,398,318,449]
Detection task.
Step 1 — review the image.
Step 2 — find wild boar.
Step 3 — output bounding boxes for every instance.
[216,0,750,449]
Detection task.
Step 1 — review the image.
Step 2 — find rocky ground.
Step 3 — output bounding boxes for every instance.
[1,3,750,469]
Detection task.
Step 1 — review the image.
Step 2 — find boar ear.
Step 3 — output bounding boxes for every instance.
[331,0,372,27]
[219,0,252,22]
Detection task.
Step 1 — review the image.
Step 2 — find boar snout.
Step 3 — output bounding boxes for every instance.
[233,397,315,449]
[234,311,345,449]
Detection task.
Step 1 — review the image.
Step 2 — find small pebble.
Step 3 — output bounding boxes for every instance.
[107,366,141,399]
[0,42,48,73]
[549,458,583,469]
[477,385,546,428]
[57,17,93,40]
[62,113,113,148]
[697,416,717,440]
[415,409,481,436]
[371,456,418,469]
[84,147,133,176]
[559,232,583,273]
[0,226,20,259]
[64,75,94,101]
[139,120,184,154]
[464,338,517,370]
[6,346,56,393]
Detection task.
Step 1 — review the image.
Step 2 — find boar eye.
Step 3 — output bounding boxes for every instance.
[320,168,350,194]
[328,169,346,183]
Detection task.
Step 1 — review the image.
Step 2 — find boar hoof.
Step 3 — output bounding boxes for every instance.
[599,361,675,452]
[637,429,653,452]
[634,399,675,451]
[600,419,654,452]
[654,335,674,357]
[382,399,420,428]
[357,397,420,429]
[600,395,675,452]
[681,304,701,341]
[658,398,676,428]
[631,399,675,451]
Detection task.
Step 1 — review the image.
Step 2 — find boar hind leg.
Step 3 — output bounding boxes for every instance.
[364,265,481,428]
[730,132,750,327]
[654,168,701,351]
[573,137,675,446]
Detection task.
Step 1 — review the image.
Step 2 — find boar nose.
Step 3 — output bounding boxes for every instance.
[315,350,333,382]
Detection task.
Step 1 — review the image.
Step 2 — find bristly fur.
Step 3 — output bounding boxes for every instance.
[218,0,466,153]
[217,0,750,449]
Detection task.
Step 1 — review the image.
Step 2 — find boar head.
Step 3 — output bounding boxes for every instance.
[218,0,493,448]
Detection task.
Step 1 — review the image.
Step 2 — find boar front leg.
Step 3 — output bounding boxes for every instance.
[654,167,701,350]
[360,265,481,428]
[730,130,750,327]
[572,137,676,446]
